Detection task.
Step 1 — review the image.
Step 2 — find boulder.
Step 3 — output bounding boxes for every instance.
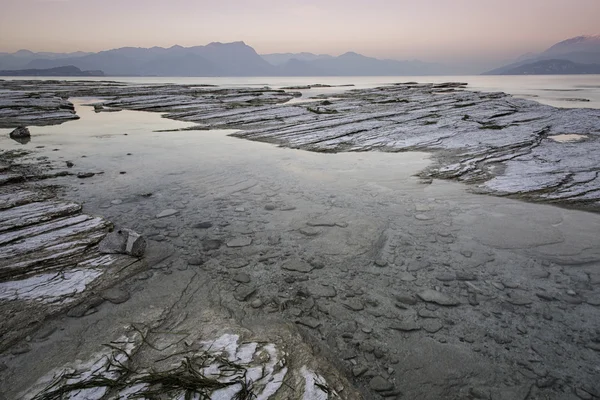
[99,228,146,257]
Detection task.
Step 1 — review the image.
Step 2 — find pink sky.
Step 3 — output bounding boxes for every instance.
[1,0,598,64]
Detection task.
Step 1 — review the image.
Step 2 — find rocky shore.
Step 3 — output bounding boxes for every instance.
[0,80,599,399]
[1,79,598,210]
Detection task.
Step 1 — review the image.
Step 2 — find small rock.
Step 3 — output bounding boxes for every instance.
[309,285,337,298]
[10,344,31,355]
[66,161,74,168]
[187,256,204,266]
[415,214,434,221]
[9,126,30,139]
[352,366,368,377]
[343,299,364,311]
[232,272,251,283]
[536,292,555,301]
[227,237,253,248]
[369,376,394,392]
[395,294,417,305]
[202,239,222,251]
[421,319,443,333]
[297,317,321,329]
[234,207,246,212]
[456,272,476,281]
[306,219,337,227]
[374,260,388,268]
[281,259,314,273]
[506,294,532,306]
[264,204,277,211]
[418,289,460,306]
[100,288,130,304]
[436,272,456,282]
[99,228,146,257]
[390,321,421,332]
[233,286,256,301]
[299,227,321,236]
[77,172,95,179]
[192,221,213,229]
[251,299,263,308]
[156,209,179,218]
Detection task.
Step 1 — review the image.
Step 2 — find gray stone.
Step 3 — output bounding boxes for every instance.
[202,239,222,250]
[232,272,251,283]
[297,317,321,329]
[99,228,146,257]
[343,299,364,311]
[374,259,388,267]
[100,288,130,304]
[233,286,256,301]
[299,227,321,236]
[306,219,337,227]
[390,321,421,332]
[156,209,179,218]
[506,294,532,306]
[352,366,368,377]
[421,319,443,333]
[77,172,95,179]
[369,376,394,392]
[436,272,456,282]
[227,237,253,248]
[415,214,434,221]
[395,294,417,305]
[187,256,204,266]
[192,221,212,229]
[264,204,277,211]
[309,285,337,298]
[9,126,30,139]
[10,344,31,355]
[418,289,460,306]
[281,259,314,273]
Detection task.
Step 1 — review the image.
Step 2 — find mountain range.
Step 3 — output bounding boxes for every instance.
[1,35,599,77]
[484,35,600,75]
[0,42,451,77]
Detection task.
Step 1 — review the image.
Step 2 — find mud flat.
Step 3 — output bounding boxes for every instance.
[0,80,599,399]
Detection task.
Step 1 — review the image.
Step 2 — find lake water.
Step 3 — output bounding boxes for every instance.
[4,75,600,109]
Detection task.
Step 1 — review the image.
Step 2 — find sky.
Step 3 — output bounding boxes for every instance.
[1,0,599,67]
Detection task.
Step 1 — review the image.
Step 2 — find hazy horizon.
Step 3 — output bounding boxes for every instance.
[2,0,599,69]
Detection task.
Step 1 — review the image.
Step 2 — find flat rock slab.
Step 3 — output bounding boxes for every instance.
[390,321,421,332]
[227,237,253,248]
[281,259,314,273]
[418,289,460,306]
[156,209,179,218]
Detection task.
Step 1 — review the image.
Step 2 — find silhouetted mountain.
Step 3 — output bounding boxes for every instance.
[483,59,600,75]
[23,42,277,76]
[0,65,104,76]
[0,42,449,76]
[266,51,449,76]
[0,50,93,70]
[485,35,600,75]
[262,52,334,66]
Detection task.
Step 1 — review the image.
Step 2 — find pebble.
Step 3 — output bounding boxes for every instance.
[369,376,394,392]
[192,221,213,229]
[76,172,95,179]
[417,289,460,306]
[299,227,321,236]
[421,319,443,333]
[390,320,421,332]
[232,272,251,283]
[264,204,277,211]
[343,299,364,311]
[187,256,204,266]
[309,285,337,298]
[234,207,246,212]
[297,317,321,329]
[233,286,256,301]
[374,259,388,268]
[202,239,222,250]
[281,259,314,273]
[251,299,263,308]
[227,237,253,248]
[352,365,368,377]
[415,214,434,221]
[100,288,130,304]
[10,344,31,355]
[395,294,417,305]
[156,209,179,218]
